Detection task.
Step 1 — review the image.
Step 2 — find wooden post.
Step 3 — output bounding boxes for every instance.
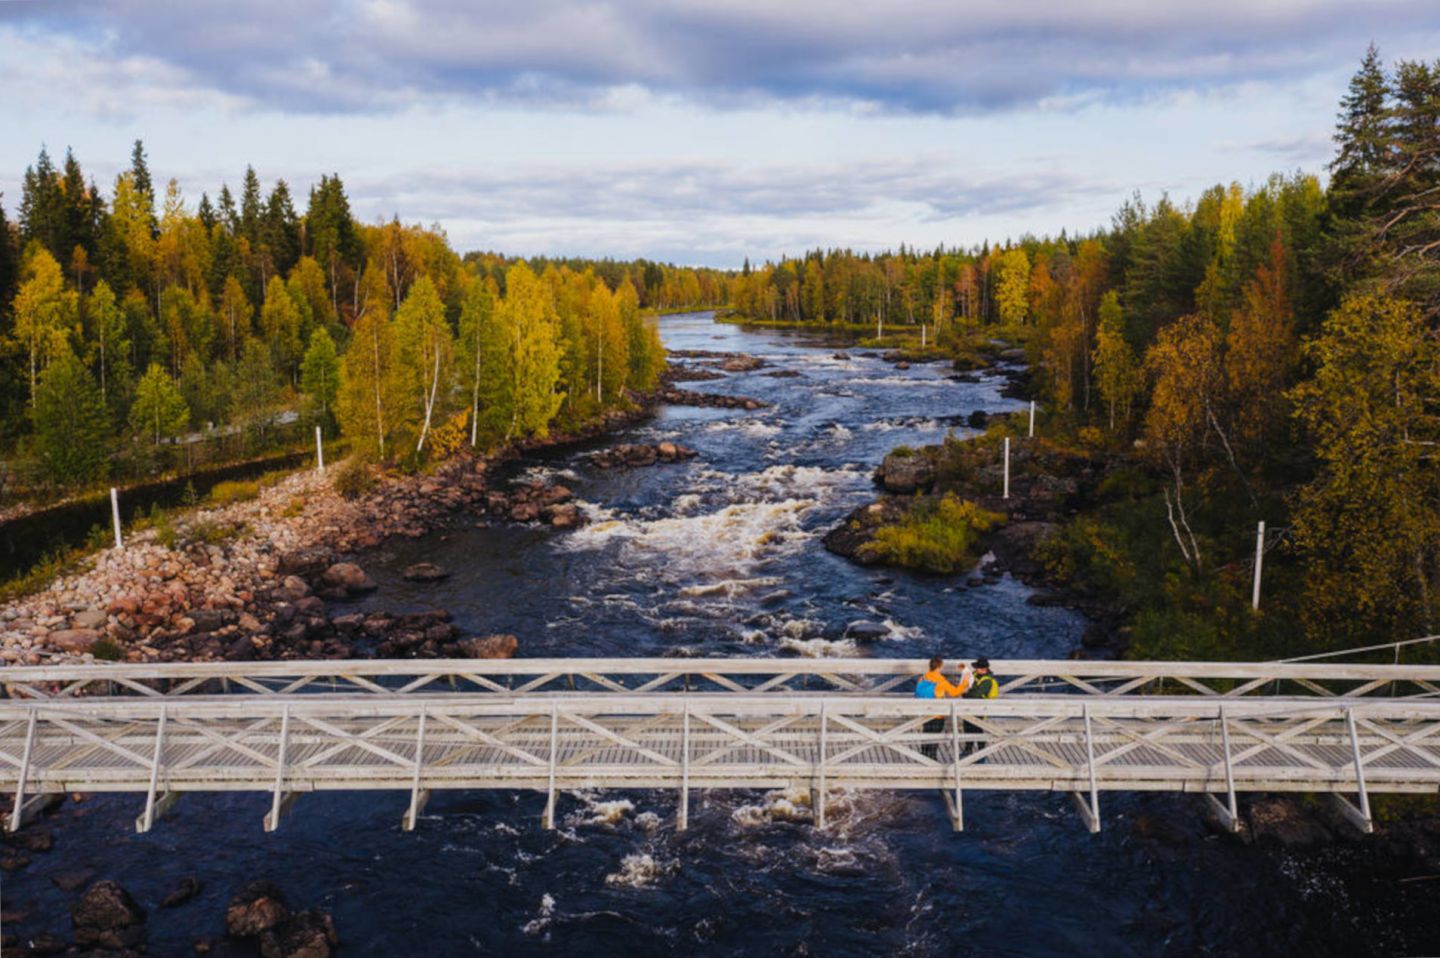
[1028,401,1035,439]
[1251,521,1265,610]
[110,488,123,550]
[315,426,325,476]
[1002,437,1011,500]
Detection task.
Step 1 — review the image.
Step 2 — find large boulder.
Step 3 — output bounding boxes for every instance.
[260,910,339,958]
[72,880,147,949]
[48,628,103,654]
[225,880,290,938]
[457,634,518,659]
[876,451,934,494]
[320,562,377,595]
[277,548,334,579]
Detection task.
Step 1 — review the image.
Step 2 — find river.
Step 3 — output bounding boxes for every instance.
[5,312,1434,956]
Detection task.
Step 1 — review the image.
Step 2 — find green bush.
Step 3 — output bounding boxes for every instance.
[889,445,915,458]
[332,458,375,500]
[859,495,1003,573]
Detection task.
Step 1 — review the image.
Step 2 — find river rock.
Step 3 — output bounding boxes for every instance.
[6,825,53,853]
[402,563,450,583]
[72,880,147,949]
[458,634,518,659]
[260,909,339,958]
[225,880,290,937]
[987,521,1057,580]
[24,931,66,955]
[719,354,766,372]
[843,621,891,642]
[70,609,108,630]
[277,548,333,580]
[47,628,102,653]
[320,563,376,595]
[875,451,934,494]
[161,876,204,908]
[279,576,312,601]
[895,360,911,370]
[547,504,582,529]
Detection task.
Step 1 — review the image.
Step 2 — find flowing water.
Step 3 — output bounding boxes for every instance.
[6,313,1436,956]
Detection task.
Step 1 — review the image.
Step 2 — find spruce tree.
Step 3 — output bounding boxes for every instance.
[32,345,107,484]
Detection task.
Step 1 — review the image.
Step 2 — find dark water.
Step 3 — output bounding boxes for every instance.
[6,314,1436,956]
[0,450,311,581]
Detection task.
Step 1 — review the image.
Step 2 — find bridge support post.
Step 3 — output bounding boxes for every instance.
[1205,704,1241,833]
[136,707,169,833]
[945,701,964,832]
[542,705,558,829]
[1072,704,1101,833]
[264,706,292,833]
[814,702,827,830]
[9,709,38,832]
[404,709,428,832]
[1330,707,1374,834]
[678,702,690,831]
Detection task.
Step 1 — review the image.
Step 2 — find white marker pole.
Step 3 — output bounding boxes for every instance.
[110,487,123,550]
[315,426,325,476]
[1003,437,1011,500]
[1028,400,1035,438]
[1252,521,1265,610]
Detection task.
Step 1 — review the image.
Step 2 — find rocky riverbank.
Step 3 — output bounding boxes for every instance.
[824,430,1131,653]
[0,395,692,665]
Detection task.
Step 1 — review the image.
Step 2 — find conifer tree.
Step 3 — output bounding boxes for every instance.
[32,345,107,484]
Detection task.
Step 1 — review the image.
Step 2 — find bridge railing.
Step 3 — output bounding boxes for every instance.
[3,692,1438,834]
[2,658,1439,701]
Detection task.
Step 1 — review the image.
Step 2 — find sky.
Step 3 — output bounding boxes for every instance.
[1,1,1438,267]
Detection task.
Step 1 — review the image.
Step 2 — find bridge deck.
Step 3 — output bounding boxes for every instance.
[3,659,1439,834]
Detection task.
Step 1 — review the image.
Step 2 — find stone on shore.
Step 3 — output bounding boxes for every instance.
[320,562,377,595]
[874,451,934,494]
[47,628,103,653]
[161,876,204,908]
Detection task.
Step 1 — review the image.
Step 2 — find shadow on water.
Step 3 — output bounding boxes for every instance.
[6,313,1438,957]
[0,450,312,581]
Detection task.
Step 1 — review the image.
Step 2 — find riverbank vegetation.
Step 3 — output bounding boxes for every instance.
[0,146,730,505]
[858,494,1002,573]
[820,47,1440,658]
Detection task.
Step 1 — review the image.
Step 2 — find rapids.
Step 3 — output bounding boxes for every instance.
[5,313,1434,956]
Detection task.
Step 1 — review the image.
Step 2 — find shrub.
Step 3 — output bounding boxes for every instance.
[859,495,1003,574]
[208,480,260,506]
[90,638,124,661]
[428,410,470,460]
[889,445,915,458]
[332,457,375,500]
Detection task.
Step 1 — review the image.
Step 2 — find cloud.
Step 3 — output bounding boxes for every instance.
[5,0,1437,116]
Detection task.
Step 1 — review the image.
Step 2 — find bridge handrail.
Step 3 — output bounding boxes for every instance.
[2,657,1438,701]
[3,691,1439,721]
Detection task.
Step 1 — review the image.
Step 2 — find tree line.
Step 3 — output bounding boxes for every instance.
[731,45,1440,647]
[0,145,730,492]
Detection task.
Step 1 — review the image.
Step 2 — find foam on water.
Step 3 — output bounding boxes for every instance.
[604,853,676,888]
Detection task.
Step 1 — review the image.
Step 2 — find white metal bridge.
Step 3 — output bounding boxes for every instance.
[3,658,1438,837]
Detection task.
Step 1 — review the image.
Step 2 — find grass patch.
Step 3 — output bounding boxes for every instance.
[858,495,1003,574]
[208,479,261,506]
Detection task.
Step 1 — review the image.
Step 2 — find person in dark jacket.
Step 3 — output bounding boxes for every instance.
[962,658,998,756]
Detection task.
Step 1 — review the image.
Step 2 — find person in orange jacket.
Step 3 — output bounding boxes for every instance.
[915,656,972,759]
